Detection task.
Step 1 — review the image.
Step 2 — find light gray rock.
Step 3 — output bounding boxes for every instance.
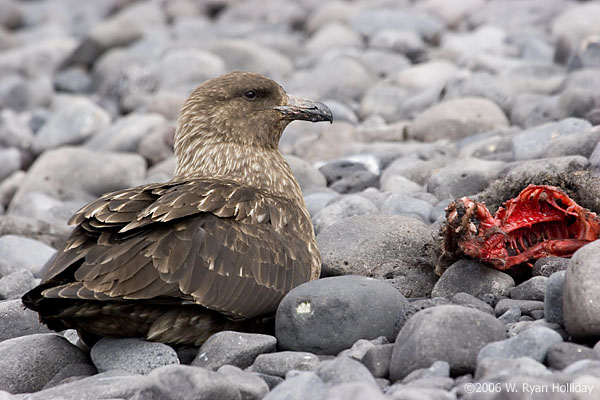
[262,371,325,400]
[316,356,378,387]
[564,241,600,339]
[10,146,146,208]
[477,326,563,364]
[90,337,179,374]
[545,271,566,324]
[217,365,269,400]
[252,351,320,377]
[285,155,327,192]
[32,96,111,154]
[0,333,89,394]
[408,97,509,142]
[192,331,276,371]
[0,269,36,300]
[474,357,549,381]
[85,113,165,153]
[0,299,51,341]
[0,235,56,278]
[312,195,378,234]
[157,48,225,92]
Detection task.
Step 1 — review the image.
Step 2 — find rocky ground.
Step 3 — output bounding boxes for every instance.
[0,0,600,399]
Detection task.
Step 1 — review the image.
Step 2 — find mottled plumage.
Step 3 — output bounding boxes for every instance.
[23,72,332,345]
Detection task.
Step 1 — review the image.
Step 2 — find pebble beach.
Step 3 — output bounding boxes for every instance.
[0,0,600,399]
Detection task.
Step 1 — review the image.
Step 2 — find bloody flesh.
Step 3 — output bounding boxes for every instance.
[444,185,600,270]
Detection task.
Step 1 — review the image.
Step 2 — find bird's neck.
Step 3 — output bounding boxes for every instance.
[174,139,303,201]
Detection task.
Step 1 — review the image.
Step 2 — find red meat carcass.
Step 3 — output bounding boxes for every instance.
[443,185,600,270]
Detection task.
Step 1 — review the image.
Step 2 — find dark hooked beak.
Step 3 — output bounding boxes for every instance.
[274,94,333,123]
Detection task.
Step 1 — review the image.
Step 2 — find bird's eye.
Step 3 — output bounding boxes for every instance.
[243,90,257,100]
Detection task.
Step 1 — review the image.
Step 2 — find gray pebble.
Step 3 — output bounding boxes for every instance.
[498,306,522,325]
[361,344,394,379]
[252,351,320,377]
[380,193,433,222]
[564,241,600,340]
[276,276,408,355]
[495,299,545,317]
[401,360,450,383]
[316,356,378,387]
[390,305,505,381]
[0,235,55,278]
[32,96,111,154]
[317,214,436,280]
[546,342,600,370]
[0,333,89,394]
[533,257,569,277]
[545,271,566,324]
[85,113,166,153]
[475,356,549,381]
[431,259,515,300]
[217,365,270,400]
[0,299,50,341]
[41,363,97,390]
[312,195,378,234]
[192,331,276,371]
[324,382,387,400]
[285,155,327,192]
[54,67,92,93]
[510,276,547,301]
[450,292,495,316]
[477,326,563,364]
[90,337,178,374]
[426,157,505,199]
[0,269,36,300]
[262,371,325,400]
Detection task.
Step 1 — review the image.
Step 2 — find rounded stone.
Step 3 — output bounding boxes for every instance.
[564,240,600,339]
[90,337,179,374]
[317,214,436,278]
[276,275,409,355]
[407,97,509,142]
[431,259,515,300]
[389,305,505,381]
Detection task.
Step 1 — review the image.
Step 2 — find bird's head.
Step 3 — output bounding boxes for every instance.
[175,71,333,154]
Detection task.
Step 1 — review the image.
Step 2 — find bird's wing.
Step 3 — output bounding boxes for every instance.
[39,178,316,318]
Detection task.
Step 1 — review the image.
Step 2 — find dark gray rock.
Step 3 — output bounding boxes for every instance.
[316,356,378,387]
[312,195,378,234]
[389,305,505,381]
[217,365,270,400]
[252,351,320,377]
[90,337,178,374]
[253,372,284,390]
[475,356,548,380]
[431,260,515,300]
[192,331,276,370]
[545,271,566,325]
[319,160,371,186]
[564,240,600,339]
[557,69,600,120]
[317,214,436,282]
[32,96,111,154]
[324,382,387,400]
[276,275,408,355]
[510,276,547,301]
[495,299,545,317]
[339,336,389,361]
[0,333,89,394]
[329,171,379,194]
[0,299,51,341]
[262,371,325,400]
[0,0,23,29]
[546,342,599,370]
[426,158,505,199]
[149,364,242,400]
[503,156,590,184]
[0,269,36,300]
[450,292,495,316]
[477,326,563,364]
[512,118,598,160]
[361,343,394,379]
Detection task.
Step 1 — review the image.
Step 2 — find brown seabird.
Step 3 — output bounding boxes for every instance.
[22,71,332,346]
